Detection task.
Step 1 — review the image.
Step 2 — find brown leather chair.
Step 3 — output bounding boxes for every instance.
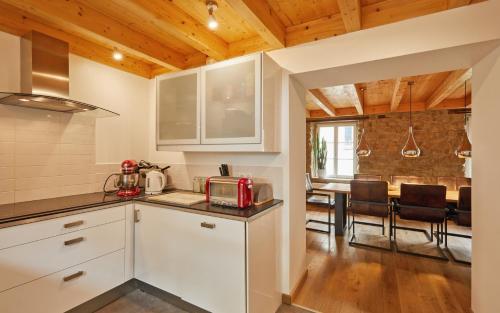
[394,183,448,260]
[353,174,382,181]
[446,186,472,264]
[306,174,334,234]
[391,175,436,187]
[349,180,392,250]
[437,177,472,191]
[456,177,472,189]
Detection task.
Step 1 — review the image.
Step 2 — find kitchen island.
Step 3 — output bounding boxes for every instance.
[0,191,283,313]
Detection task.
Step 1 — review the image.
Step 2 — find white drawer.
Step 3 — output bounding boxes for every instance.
[0,220,125,292]
[0,249,125,313]
[0,205,125,250]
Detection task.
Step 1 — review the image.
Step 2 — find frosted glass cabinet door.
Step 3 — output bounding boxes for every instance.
[157,68,200,145]
[201,54,261,144]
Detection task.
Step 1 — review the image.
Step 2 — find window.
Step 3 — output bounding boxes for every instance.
[318,122,357,178]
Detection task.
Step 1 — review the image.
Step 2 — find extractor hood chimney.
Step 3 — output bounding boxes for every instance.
[0,31,118,117]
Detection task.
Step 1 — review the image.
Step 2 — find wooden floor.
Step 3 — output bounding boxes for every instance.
[297,207,472,313]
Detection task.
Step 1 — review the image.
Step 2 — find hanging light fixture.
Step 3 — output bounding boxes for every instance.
[356,87,371,157]
[401,81,421,158]
[206,1,219,30]
[455,82,472,158]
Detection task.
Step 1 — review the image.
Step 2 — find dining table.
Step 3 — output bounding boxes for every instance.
[312,182,459,236]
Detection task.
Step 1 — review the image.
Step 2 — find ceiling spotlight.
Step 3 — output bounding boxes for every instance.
[206,0,219,30]
[19,98,30,102]
[112,50,123,61]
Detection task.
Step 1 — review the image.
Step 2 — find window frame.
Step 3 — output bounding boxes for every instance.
[317,122,358,179]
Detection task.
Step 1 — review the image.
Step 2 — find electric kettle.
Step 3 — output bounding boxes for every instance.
[145,170,166,195]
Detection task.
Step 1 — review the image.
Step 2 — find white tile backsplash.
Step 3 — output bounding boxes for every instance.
[0,104,120,204]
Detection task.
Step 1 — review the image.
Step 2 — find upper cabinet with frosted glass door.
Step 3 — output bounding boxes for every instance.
[157,52,281,152]
[157,68,200,145]
[201,54,261,145]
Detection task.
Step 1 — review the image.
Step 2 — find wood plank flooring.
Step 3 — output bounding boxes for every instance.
[298,206,472,313]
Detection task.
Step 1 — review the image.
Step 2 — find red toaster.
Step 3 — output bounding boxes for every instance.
[205,176,254,209]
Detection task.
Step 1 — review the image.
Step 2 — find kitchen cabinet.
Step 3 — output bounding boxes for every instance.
[134,203,282,313]
[201,53,261,144]
[156,52,282,152]
[134,204,246,313]
[157,68,200,145]
[0,205,131,313]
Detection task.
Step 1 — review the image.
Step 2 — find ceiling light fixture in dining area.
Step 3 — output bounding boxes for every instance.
[455,82,472,158]
[206,0,219,30]
[356,87,371,157]
[401,81,421,158]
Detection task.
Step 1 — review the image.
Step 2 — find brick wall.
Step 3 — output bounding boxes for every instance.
[306,110,468,181]
[357,110,466,181]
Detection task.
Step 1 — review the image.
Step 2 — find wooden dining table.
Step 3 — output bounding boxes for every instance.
[312,182,459,236]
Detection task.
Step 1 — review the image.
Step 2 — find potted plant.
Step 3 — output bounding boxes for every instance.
[313,134,327,178]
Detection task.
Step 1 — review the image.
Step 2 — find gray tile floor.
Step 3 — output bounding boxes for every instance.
[95,290,314,313]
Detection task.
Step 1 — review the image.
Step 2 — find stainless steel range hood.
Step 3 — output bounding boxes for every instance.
[0,31,118,117]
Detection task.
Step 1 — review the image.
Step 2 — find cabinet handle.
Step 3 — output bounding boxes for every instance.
[63,271,85,282]
[201,222,216,229]
[64,237,84,246]
[134,209,141,223]
[64,220,84,228]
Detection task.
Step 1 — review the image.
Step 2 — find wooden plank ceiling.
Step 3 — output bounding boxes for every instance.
[307,69,473,118]
[0,0,484,78]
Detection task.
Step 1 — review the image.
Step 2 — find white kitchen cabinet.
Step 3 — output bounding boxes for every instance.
[0,205,130,313]
[134,204,246,313]
[201,53,261,144]
[0,250,125,313]
[178,212,246,313]
[134,204,186,296]
[133,203,282,313]
[157,68,200,145]
[156,52,282,152]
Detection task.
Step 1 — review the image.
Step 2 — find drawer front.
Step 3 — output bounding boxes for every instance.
[0,220,125,292]
[0,249,125,313]
[0,205,125,250]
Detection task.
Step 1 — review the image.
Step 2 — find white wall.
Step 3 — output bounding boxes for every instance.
[471,46,500,313]
[282,75,307,293]
[69,55,150,163]
[0,31,150,203]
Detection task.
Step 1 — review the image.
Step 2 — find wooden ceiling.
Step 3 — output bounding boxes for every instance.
[307,68,472,118]
[0,0,484,78]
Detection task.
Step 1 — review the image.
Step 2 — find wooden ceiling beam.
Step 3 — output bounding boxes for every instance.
[286,14,345,47]
[286,0,481,47]
[0,0,186,71]
[309,89,337,117]
[337,0,361,32]
[0,2,153,78]
[129,0,228,60]
[309,98,471,118]
[228,36,271,58]
[426,69,472,109]
[225,0,285,49]
[390,78,408,112]
[347,84,363,114]
[447,0,472,9]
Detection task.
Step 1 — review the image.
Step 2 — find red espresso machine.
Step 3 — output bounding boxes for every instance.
[116,160,141,197]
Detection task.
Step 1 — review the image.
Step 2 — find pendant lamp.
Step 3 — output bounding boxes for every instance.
[455,82,472,158]
[356,87,371,157]
[401,81,421,158]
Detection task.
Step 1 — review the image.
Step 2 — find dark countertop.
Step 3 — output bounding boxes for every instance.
[136,197,283,220]
[0,191,283,227]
